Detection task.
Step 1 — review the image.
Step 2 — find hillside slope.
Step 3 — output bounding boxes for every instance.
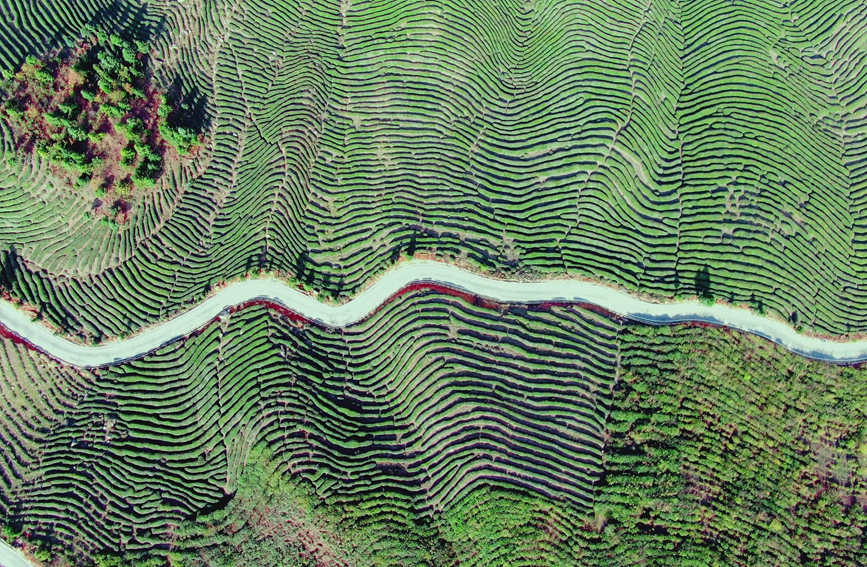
[1,0,867,338]
[0,290,862,565]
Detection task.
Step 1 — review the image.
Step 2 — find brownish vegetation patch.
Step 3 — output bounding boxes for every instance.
[0,27,201,227]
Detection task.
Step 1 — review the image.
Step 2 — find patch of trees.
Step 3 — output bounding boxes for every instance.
[0,26,202,225]
[586,326,866,565]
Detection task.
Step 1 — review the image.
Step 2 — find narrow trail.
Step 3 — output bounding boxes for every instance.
[1,260,866,368]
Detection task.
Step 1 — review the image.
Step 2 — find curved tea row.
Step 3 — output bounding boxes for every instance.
[1,0,867,343]
[1,289,862,565]
[0,290,621,557]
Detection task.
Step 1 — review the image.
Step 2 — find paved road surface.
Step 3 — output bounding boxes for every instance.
[0,538,34,567]
[1,260,865,368]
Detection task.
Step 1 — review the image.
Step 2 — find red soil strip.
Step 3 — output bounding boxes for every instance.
[229,299,311,324]
[0,320,34,347]
[533,300,628,324]
[389,282,495,310]
[0,320,55,364]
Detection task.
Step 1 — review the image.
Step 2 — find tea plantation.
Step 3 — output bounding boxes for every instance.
[0,0,866,339]
[0,0,865,566]
[0,292,863,565]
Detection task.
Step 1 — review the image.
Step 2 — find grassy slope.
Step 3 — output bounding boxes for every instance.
[579,325,866,566]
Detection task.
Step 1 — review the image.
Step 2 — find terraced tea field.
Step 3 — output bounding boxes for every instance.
[1,0,866,565]
[0,291,863,565]
[1,0,867,340]
[0,290,618,562]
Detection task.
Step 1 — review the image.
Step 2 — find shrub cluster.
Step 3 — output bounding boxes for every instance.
[0,27,201,224]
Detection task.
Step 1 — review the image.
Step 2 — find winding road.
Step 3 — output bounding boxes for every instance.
[0,260,866,368]
[0,538,35,567]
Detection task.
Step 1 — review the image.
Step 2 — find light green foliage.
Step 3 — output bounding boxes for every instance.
[43,112,71,129]
[160,122,197,154]
[99,215,119,230]
[169,447,359,567]
[121,47,136,64]
[157,96,169,118]
[56,102,76,115]
[440,487,575,567]
[120,145,135,166]
[100,103,122,118]
[32,69,52,84]
[66,125,87,141]
[96,77,112,94]
[115,178,132,197]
